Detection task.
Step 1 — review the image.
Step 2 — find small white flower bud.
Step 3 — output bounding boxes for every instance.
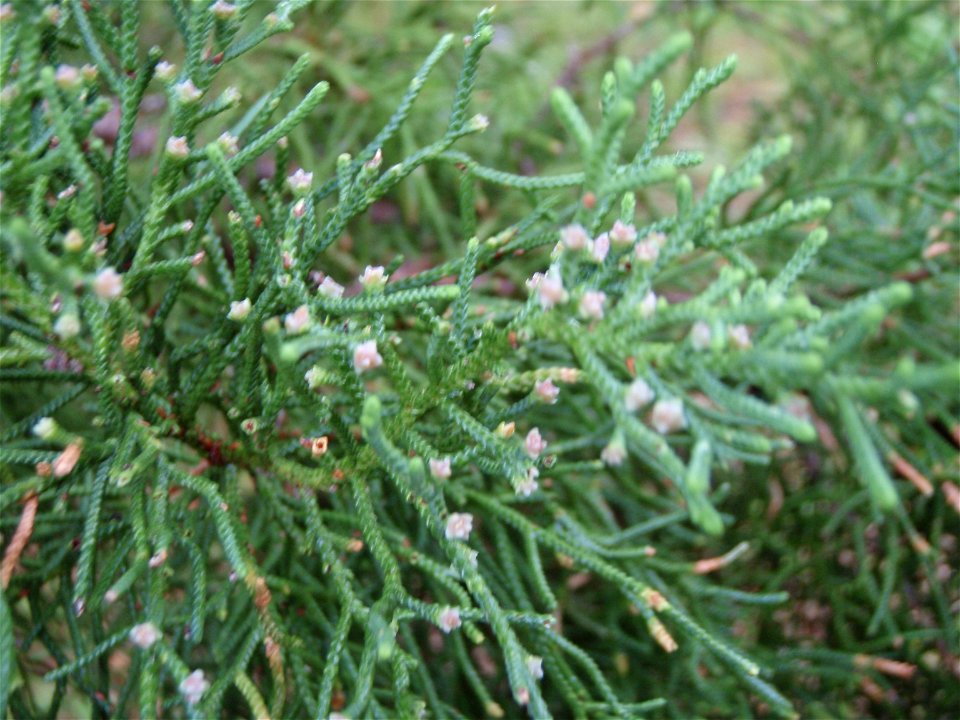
[93,267,124,300]
[175,79,202,104]
[364,148,383,171]
[54,313,81,339]
[306,437,328,457]
[534,379,559,404]
[63,228,84,252]
[33,417,57,439]
[639,290,658,319]
[651,398,686,435]
[55,64,81,90]
[590,232,610,263]
[227,298,251,321]
[165,136,190,159]
[210,0,236,20]
[179,670,209,706]
[634,238,660,264]
[359,265,388,289]
[155,61,176,81]
[304,366,326,389]
[217,132,239,156]
[525,428,547,459]
[690,321,712,350]
[438,607,461,633]
[559,224,590,251]
[287,168,313,194]
[526,655,544,680]
[43,5,62,24]
[610,220,637,246]
[601,441,627,466]
[728,323,751,349]
[221,86,240,105]
[445,513,473,541]
[353,340,383,373]
[515,467,539,497]
[284,304,311,334]
[429,457,452,480]
[526,268,567,310]
[129,622,162,649]
[624,378,654,412]
[579,290,606,320]
[319,276,344,299]
[468,113,490,131]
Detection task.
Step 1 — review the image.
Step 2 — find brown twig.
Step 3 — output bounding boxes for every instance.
[1,491,39,589]
[887,451,934,497]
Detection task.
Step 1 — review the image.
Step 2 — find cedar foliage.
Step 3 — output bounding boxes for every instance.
[0,2,957,718]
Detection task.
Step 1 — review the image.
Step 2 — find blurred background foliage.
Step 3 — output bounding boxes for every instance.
[8,0,959,717]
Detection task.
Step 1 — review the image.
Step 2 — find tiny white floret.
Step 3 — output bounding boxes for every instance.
[353,340,383,373]
[468,113,490,131]
[217,132,239,156]
[210,0,236,19]
[728,323,752,349]
[526,655,544,680]
[93,267,124,300]
[527,268,567,310]
[155,61,176,81]
[318,276,344,299]
[33,417,56,439]
[534,379,559,404]
[601,442,627,466]
[651,398,687,435]
[129,622,162,649]
[624,378,655,412]
[590,232,610,263]
[639,290,658,319]
[429,457,452,480]
[227,298,251,321]
[579,290,606,320]
[179,669,209,706]
[175,79,202,104]
[221,87,240,105]
[516,467,539,497]
[559,224,590,251]
[55,64,81,90]
[287,168,313,194]
[690,321,712,350]
[438,606,461,633]
[525,428,547,459]
[445,513,473,541]
[634,238,660,264]
[165,136,190,159]
[610,220,637,246]
[284,304,311,334]
[54,313,81,339]
[359,265,387,288]
[63,228,84,252]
